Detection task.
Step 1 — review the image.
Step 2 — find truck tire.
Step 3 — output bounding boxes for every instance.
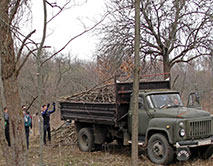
[77,128,94,152]
[105,137,113,143]
[147,133,174,165]
[116,138,124,146]
[199,145,213,160]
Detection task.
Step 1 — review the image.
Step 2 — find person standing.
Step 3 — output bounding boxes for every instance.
[41,102,56,145]
[3,107,10,147]
[23,108,32,149]
[22,105,32,129]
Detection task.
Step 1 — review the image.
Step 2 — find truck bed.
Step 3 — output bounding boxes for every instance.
[60,101,117,125]
[59,79,170,126]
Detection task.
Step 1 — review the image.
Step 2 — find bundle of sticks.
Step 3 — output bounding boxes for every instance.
[61,83,116,103]
[51,122,77,147]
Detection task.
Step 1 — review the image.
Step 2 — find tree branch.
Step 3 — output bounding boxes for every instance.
[9,0,21,24]
[170,53,211,67]
[16,48,38,77]
[41,12,109,66]
[46,0,71,24]
[16,29,36,65]
[25,96,38,112]
[38,0,48,56]
[140,2,164,52]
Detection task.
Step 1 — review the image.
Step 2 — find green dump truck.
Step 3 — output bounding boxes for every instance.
[59,79,213,164]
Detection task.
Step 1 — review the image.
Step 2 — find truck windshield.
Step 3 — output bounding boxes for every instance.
[147,93,183,109]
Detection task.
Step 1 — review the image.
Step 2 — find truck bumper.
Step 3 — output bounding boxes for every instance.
[175,137,213,148]
[175,137,213,161]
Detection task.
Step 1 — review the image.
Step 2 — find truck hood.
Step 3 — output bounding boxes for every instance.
[153,107,210,119]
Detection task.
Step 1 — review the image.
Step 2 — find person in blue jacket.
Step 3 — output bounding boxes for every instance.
[41,102,56,145]
[23,108,32,149]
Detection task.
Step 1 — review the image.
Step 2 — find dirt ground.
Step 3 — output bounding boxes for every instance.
[0,130,213,166]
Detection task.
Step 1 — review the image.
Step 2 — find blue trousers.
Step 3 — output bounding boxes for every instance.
[25,126,30,149]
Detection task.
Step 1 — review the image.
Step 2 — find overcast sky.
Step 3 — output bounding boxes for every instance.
[30,0,107,60]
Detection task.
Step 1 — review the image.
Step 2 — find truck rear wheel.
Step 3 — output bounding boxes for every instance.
[78,128,94,152]
[147,133,174,165]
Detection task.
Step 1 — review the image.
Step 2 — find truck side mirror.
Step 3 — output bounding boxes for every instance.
[187,92,201,109]
[138,96,144,109]
[139,102,143,109]
[195,92,200,104]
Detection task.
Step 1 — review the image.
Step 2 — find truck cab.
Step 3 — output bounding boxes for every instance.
[127,89,213,164]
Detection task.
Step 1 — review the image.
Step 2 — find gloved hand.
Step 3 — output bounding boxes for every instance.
[53,102,56,107]
[47,103,50,108]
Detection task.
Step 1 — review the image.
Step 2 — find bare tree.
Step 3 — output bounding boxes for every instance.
[96,0,213,79]
[0,0,104,165]
[0,0,35,165]
[131,1,140,165]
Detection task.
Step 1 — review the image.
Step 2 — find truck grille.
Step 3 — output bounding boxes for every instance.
[189,120,211,138]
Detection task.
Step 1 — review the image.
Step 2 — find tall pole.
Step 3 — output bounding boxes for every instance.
[131,0,140,166]
[37,59,43,166]
[37,0,47,165]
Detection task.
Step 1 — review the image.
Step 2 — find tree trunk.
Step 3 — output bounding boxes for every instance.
[1,72,27,166]
[0,70,13,166]
[0,2,27,165]
[37,56,44,166]
[163,55,171,80]
[0,45,27,166]
[131,0,140,166]
[36,0,48,165]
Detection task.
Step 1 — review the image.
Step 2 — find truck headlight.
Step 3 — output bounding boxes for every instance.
[179,129,185,137]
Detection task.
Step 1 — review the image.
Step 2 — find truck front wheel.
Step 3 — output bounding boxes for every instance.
[78,128,94,152]
[147,133,174,165]
[199,145,213,160]
[116,138,124,146]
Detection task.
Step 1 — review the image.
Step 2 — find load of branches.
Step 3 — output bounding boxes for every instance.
[51,122,77,148]
[60,83,116,103]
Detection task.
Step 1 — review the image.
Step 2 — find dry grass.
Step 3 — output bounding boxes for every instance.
[0,129,213,166]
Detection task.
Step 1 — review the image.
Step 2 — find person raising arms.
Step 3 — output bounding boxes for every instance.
[41,102,56,145]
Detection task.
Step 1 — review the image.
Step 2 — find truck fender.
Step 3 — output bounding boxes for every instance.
[75,122,93,133]
[145,128,172,146]
[145,118,175,146]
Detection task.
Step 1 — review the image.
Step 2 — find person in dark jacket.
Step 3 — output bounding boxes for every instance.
[41,102,55,145]
[3,107,10,147]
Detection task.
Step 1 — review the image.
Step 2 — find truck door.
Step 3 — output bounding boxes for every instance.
[138,96,150,136]
[128,96,150,136]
